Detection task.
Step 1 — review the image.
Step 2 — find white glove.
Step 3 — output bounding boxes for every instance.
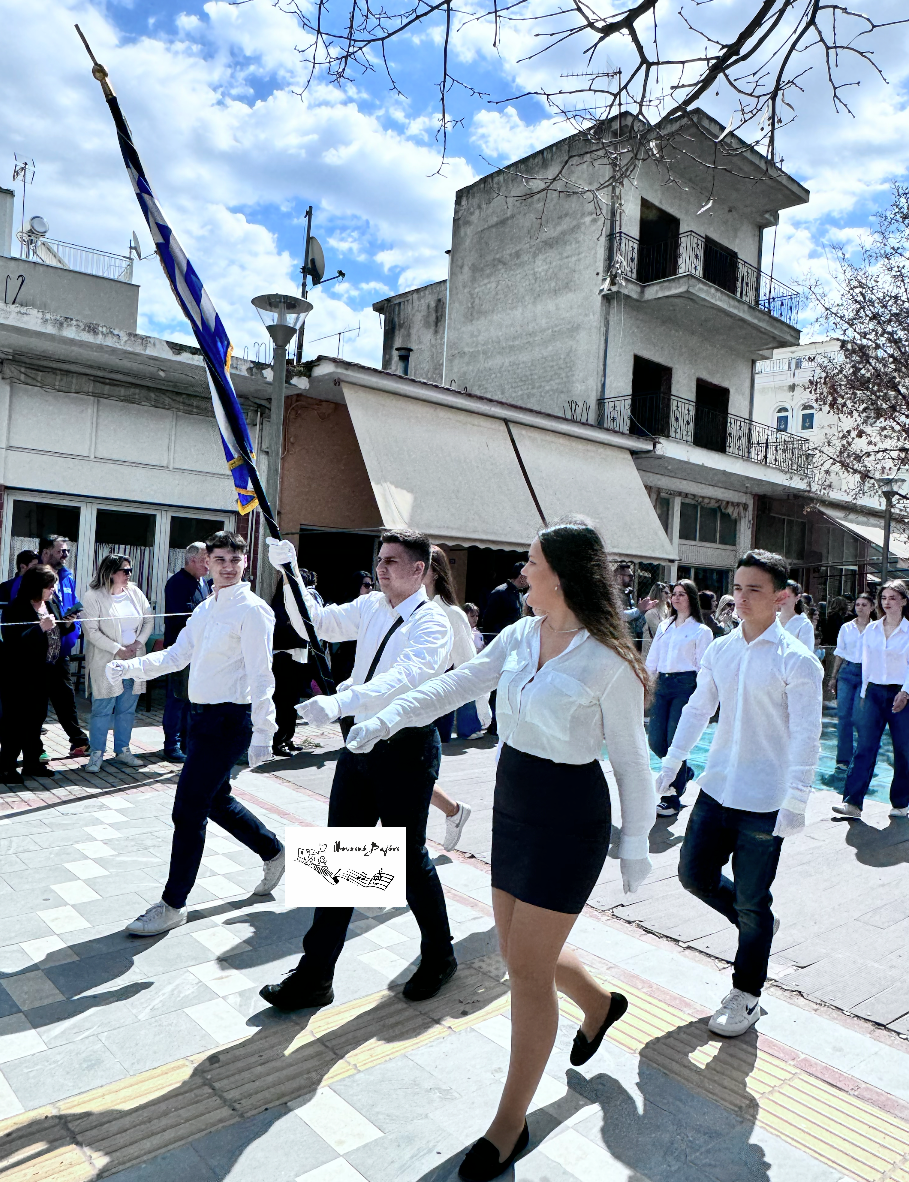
[297,695,341,725]
[655,761,682,796]
[247,745,272,770]
[621,857,652,894]
[106,660,126,687]
[266,537,299,573]
[346,718,391,753]
[773,808,804,838]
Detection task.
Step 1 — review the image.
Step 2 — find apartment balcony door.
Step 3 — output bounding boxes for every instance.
[693,379,730,453]
[631,355,673,438]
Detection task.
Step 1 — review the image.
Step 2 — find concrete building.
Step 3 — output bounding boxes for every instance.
[0,186,274,613]
[373,111,831,596]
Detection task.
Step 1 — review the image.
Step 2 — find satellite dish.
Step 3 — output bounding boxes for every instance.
[307,236,325,285]
[131,231,142,256]
[28,216,48,237]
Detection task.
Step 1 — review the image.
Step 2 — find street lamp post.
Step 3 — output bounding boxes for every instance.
[252,293,312,600]
[875,475,906,586]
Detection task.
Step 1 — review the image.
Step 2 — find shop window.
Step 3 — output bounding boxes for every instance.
[9,500,81,579]
[676,565,729,597]
[679,502,738,547]
[756,513,805,561]
[800,407,815,431]
[655,495,671,537]
[699,506,719,544]
[167,516,226,576]
[679,501,699,541]
[94,509,157,597]
[776,407,790,432]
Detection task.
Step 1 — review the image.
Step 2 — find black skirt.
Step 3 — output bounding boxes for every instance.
[491,744,612,914]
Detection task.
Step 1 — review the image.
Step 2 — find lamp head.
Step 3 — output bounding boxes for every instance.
[251,293,312,349]
[876,475,907,498]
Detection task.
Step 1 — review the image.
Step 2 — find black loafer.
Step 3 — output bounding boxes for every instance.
[570,991,628,1065]
[458,1122,529,1181]
[402,954,457,1001]
[259,969,334,1011]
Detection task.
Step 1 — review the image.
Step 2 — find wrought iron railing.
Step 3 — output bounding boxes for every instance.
[599,391,810,475]
[18,235,134,283]
[608,230,800,325]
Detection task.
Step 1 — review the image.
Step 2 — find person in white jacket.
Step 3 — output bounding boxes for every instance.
[778,579,816,651]
[424,545,491,851]
[347,517,655,1182]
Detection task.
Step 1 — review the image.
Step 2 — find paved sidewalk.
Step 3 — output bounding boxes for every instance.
[4,715,909,1179]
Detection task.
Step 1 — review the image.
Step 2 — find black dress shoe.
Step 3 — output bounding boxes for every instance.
[458,1122,529,1181]
[570,992,628,1066]
[259,968,334,1011]
[402,954,457,1001]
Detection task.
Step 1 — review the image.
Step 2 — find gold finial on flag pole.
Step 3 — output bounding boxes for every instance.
[75,24,116,98]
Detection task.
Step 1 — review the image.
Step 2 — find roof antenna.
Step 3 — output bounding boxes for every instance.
[11,154,35,254]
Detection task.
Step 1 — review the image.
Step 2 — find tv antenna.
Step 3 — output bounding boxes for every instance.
[295,205,347,365]
[309,323,360,360]
[12,155,35,254]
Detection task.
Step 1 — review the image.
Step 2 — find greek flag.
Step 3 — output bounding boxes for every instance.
[103,87,258,514]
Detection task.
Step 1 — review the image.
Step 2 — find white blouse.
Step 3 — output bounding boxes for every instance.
[367,615,656,860]
[834,619,866,665]
[432,596,491,727]
[645,616,714,675]
[782,613,816,652]
[860,618,909,697]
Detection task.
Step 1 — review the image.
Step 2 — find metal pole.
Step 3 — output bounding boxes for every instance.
[259,333,293,601]
[882,491,894,587]
[295,206,313,366]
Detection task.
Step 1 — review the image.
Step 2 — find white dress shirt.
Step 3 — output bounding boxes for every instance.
[860,618,909,697]
[116,582,277,746]
[366,615,656,860]
[781,612,816,652]
[289,585,453,722]
[834,619,866,665]
[645,616,714,675]
[665,619,823,814]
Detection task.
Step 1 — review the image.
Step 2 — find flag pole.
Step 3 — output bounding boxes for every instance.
[76,25,335,697]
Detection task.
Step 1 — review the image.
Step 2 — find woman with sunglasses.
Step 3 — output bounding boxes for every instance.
[82,554,153,773]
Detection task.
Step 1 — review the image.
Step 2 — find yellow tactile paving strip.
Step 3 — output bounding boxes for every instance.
[2,961,909,1181]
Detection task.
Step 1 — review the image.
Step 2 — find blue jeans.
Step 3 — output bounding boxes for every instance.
[679,791,782,996]
[843,682,909,810]
[89,680,139,753]
[162,703,281,909]
[835,661,862,766]
[301,726,453,977]
[648,671,698,795]
[455,702,482,737]
[162,673,190,754]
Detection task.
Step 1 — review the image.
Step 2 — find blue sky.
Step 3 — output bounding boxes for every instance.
[3,0,909,365]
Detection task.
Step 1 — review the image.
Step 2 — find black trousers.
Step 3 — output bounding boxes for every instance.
[161,703,282,909]
[301,727,453,976]
[273,652,304,746]
[47,656,88,746]
[0,676,48,773]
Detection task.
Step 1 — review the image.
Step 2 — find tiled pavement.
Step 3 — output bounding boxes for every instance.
[5,709,909,1179]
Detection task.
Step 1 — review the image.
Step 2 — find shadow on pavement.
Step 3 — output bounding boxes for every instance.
[843,816,909,866]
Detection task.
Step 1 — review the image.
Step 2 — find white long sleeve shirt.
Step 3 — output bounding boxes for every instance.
[782,612,816,652]
[367,615,656,860]
[286,584,453,722]
[665,619,823,815]
[433,596,492,728]
[834,619,866,665]
[860,618,909,697]
[645,616,714,675]
[115,582,277,746]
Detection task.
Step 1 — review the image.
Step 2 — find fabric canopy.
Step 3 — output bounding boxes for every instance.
[817,505,909,562]
[342,382,676,560]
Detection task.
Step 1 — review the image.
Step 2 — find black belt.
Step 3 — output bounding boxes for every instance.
[189,702,251,713]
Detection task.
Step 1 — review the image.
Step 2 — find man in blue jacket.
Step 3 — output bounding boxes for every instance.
[39,536,90,756]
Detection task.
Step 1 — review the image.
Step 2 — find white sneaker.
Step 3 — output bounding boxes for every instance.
[114,748,142,768]
[126,900,187,936]
[708,989,762,1037]
[467,731,485,740]
[832,802,862,818]
[253,846,285,895]
[85,750,104,774]
[890,807,909,817]
[443,802,472,851]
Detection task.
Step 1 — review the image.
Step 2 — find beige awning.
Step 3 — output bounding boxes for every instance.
[817,505,909,562]
[341,381,676,559]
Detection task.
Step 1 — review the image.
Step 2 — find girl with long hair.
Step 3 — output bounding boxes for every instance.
[778,579,816,651]
[835,580,909,818]
[646,580,714,817]
[347,517,655,1181]
[829,592,876,773]
[423,545,491,850]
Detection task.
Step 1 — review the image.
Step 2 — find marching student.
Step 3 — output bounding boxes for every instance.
[344,518,655,1182]
[105,532,285,936]
[828,592,875,775]
[645,580,714,817]
[778,579,816,651]
[656,550,823,1038]
[259,529,457,1009]
[835,580,909,818]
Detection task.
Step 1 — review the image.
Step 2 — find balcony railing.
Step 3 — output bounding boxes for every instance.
[609,230,800,325]
[599,391,810,475]
[18,235,134,283]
